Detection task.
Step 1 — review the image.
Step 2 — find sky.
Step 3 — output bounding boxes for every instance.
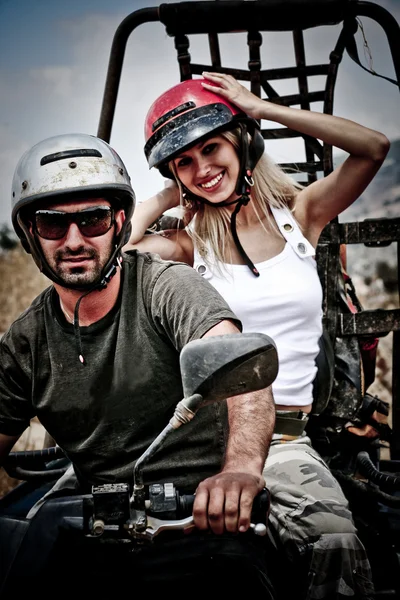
[0,0,399,228]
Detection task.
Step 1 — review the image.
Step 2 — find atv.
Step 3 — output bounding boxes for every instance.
[0,333,279,595]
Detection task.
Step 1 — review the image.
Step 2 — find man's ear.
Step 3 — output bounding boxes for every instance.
[115,209,126,235]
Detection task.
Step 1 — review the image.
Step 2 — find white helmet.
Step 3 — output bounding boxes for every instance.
[11,133,135,289]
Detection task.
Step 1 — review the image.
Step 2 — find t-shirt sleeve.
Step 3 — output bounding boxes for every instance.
[0,334,34,436]
[151,263,242,351]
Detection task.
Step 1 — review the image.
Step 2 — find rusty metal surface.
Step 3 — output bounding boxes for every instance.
[320,219,400,245]
[323,336,363,420]
[338,310,400,337]
[392,330,400,457]
[158,0,350,35]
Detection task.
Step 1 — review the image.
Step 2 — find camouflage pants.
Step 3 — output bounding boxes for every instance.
[263,435,375,600]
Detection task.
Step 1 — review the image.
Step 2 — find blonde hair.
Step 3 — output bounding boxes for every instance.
[169,127,304,266]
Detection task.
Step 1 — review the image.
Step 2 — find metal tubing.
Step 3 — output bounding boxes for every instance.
[97,7,159,142]
[353,1,400,90]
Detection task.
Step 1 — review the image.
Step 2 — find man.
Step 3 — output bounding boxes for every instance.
[0,133,275,590]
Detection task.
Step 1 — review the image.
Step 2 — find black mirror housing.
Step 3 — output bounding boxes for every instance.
[179,332,278,406]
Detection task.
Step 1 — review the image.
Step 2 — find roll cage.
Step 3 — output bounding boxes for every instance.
[96,0,400,456]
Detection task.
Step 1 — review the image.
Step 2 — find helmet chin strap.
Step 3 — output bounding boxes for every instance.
[184,186,259,277]
[70,254,122,366]
[230,195,260,277]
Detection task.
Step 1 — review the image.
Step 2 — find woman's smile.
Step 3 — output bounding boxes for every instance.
[173,135,240,204]
[198,171,224,192]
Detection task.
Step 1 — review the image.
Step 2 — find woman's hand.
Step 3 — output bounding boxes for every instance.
[127,179,181,246]
[201,70,389,262]
[201,71,267,120]
[159,179,181,211]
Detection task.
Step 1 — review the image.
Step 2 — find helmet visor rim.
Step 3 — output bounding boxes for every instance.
[145,103,240,170]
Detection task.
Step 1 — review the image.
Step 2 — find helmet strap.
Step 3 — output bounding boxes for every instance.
[230,197,260,277]
[65,252,123,368]
[182,186,259,277]
[235,122,252,197]
[98,255,122,289]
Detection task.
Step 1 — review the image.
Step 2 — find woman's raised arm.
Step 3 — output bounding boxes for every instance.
[128,180,180,244]
[124,180,193,264]
[201,71,390,243]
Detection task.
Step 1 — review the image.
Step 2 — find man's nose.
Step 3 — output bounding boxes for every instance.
[63,222,85,248]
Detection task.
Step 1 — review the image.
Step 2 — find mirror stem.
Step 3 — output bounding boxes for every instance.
[169,393,203,428]
[131,423,174,506]
[131,393,203,507]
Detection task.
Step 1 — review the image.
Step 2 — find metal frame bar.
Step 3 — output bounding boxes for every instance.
[96,0,400,456]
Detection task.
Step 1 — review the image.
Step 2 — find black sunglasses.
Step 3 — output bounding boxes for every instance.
[33,206,115,240]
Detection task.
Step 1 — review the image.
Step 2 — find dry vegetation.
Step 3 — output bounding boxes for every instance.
[0,246,50,495]
[0,246,50,333]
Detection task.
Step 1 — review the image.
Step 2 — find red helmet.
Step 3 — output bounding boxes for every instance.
[144,78,264,179]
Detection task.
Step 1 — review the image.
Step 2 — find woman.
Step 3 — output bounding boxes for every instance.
[127,72,389,599]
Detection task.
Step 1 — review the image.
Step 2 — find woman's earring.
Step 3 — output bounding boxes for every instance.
[199,244,208,258]
[182,192,193,209]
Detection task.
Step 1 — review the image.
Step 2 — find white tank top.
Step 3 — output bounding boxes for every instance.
[192,206,323,407]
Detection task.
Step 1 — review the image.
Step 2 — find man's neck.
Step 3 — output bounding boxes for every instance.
[54,268,121,327]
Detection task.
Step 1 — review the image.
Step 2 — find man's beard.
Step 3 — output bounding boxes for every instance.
[47,245,110,288]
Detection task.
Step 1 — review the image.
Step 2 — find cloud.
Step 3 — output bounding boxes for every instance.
[29,66,77,97]
[1,1,399,228]
[0,11,188,225]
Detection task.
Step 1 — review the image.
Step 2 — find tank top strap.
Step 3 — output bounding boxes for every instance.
[270,205,316,258]
[187,223,210,275]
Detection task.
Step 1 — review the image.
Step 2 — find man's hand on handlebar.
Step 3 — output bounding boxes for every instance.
[193,471,265,535]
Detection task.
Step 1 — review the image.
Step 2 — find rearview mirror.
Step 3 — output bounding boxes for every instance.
[133,332,278,492]
[179,332,278,410]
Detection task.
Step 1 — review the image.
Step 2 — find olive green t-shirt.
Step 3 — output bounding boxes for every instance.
[0,251,240,492]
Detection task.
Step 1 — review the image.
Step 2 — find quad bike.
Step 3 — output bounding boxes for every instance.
[0,333,279,595]
[1,0,400,597]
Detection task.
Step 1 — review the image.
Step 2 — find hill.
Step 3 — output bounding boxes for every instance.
[341,138,400,222]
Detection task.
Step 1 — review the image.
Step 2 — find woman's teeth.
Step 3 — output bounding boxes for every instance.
[200,173,223,189]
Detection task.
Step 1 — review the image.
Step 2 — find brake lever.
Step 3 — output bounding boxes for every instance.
[144,515,196,540]
[143,515,267,541]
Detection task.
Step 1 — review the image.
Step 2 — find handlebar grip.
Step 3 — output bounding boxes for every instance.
[177,487,270,525]
[4,446,65,465]
[178,492,195,517]
[3,447,69,481]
